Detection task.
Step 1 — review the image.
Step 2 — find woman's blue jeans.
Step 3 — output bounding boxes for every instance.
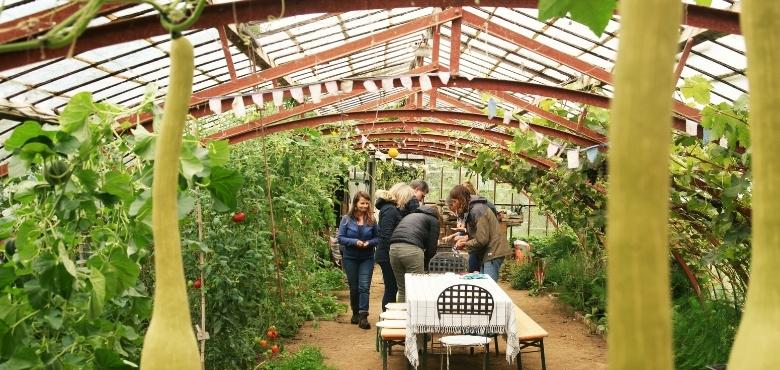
[343,256,375,313]
[377,260,397,311]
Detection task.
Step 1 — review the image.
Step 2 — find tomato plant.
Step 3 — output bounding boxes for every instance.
[0,90,242,367]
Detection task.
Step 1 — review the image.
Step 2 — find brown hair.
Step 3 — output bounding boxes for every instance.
[348,191,375,225]
[448,185,472,214]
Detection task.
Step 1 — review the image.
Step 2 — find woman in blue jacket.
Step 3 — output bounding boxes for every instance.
[338,191,379,329]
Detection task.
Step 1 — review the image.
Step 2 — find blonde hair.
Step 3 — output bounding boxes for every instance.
[375,189,396,202]
[461,181,477,195]
[390,183,415,209]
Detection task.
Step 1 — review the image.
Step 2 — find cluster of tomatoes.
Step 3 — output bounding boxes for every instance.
[255,325,281,355]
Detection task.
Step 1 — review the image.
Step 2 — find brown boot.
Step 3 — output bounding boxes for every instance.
[358,312,370,330]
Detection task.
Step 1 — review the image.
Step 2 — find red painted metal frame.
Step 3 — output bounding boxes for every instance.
[124,12,456,127]
[489,90,606,143]
[217,27,238,81]
[206,88,419,140]
[0,1,738,71]
[0,3,130,43]
[216,109,597,146]
[460,12,702,122]
[345,131,552,168]
[436,93,483,114]
[450,14,462,76]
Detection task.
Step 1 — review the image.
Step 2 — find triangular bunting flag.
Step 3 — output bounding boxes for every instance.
[272,90,284,107]
[341,80,354,93]
[535,132,544,145]
[686,120,698,136]
[290,87,305,103]
[567,149,580,169]
[325,81,339,95]
[363,80,378,92]
[487,98,497,119]
[400,76,413,91]
[361,135,368,149]
[251,93,263,107]
[719,137,728,148]
[309,84,322,103]
[546,142,559,158]
[419,74,432,91]
[208,98,222,114]
[586,147,598,162]
[518,121,529,132]
[382,78,394,91]
[503,111,512,124]
[438,71,451,85]
[702,128,712,143]
[232,96,246,117]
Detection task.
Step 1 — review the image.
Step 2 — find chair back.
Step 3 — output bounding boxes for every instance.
[428,253,467,273]
[436,284,494,322]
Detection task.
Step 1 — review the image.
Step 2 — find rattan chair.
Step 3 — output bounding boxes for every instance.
[436,284,495,370]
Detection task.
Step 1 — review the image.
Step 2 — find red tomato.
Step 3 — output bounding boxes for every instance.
[271,344,280,354]
[232,212,246,222]
[193,278,202,289]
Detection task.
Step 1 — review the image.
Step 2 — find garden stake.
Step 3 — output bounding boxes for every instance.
[606,0,681,369]
[729,1,780,368]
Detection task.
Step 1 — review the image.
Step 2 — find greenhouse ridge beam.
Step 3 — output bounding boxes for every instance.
[0,1,740,72]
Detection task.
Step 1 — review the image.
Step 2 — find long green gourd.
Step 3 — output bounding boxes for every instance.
[729,2,780,368]
[606,0,680,368]
[140,35,200,369]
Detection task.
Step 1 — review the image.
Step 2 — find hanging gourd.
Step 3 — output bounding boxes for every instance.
[140,33,200,369]
[728,2,780,368]
[606,0,681,369]
[388,148,399,158]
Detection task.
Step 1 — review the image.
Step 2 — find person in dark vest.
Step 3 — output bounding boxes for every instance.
[388,205,441,302]
[374,189,401,312]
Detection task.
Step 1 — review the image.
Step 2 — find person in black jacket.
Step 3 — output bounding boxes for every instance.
[388,205,441,302]
[374,190,401,312]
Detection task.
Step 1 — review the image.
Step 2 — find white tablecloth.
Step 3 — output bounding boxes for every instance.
[403,273,520,368]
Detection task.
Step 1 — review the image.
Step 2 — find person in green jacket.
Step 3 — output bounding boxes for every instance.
[448,185,512,281]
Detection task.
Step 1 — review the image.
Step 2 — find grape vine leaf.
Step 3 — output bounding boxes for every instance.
[538,0,616,36]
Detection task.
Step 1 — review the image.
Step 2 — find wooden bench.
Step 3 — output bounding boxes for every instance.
[513,305,549,370]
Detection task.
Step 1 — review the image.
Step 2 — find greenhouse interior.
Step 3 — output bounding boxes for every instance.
[0,0,777,369]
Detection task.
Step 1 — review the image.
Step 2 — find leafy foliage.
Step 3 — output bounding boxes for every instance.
[538,0,617,36]
[673,298,740,370]
[260,346,336,370]
[181,130,357,369]
[374,160,424,190]
[0,91,240,368]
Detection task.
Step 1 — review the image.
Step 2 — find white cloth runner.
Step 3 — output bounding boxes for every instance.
[403,273,520,368]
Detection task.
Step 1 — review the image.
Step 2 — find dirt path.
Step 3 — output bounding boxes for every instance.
[286,268,607,370]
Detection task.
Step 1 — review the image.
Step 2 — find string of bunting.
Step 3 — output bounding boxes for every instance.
[204,72,453,115]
